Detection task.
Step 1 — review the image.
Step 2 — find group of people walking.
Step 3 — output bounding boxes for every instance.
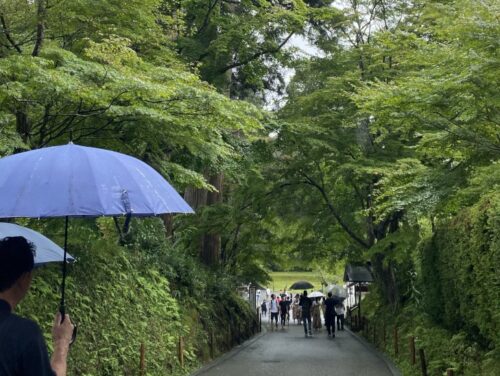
[261,291,345,338]
[261,294,292,329]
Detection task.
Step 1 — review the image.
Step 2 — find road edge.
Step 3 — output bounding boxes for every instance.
[345,328,402,376]
[190,330,269,376]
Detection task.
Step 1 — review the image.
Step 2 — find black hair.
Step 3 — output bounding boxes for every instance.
[328,292,332,297]
[0,237,36,292]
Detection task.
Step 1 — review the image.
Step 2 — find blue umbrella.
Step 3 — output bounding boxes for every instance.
[0,143,194,218]
[0,222,75,265]
[0,143,194,314]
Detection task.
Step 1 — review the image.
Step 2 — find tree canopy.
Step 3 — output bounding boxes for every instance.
[0,0,499,374]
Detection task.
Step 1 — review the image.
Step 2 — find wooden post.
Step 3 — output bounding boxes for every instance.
[358,283,362,326]
[178,336,184,368]
[446,369,454,376]
[409,336,416,365]
[139,343,145,376]
[419,348,427,376]
[393,326,399,357]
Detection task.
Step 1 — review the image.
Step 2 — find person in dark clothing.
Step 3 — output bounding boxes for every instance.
[323,292,337,337]
[279,297,288,329]
[285,296,292,324]
[299,291,312,337]
[260,300,267,317]
[0,237,74,376]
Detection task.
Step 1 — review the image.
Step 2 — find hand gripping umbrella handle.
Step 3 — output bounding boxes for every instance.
[59,305,77,346]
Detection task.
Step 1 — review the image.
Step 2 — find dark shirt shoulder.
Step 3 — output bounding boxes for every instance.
[299,296,311,310]
[0,310,55,376]
[324,298,336,313]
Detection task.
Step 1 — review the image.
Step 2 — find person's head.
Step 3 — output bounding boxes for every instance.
[271,294,275,299]
[0,237,36,301]
[303,290,308,297]
[328,292,332,298]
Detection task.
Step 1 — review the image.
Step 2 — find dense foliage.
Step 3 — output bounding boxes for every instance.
[254,0,499,374]
[421,193,500,355]
[360,192,499,376]
[0,0,498,374]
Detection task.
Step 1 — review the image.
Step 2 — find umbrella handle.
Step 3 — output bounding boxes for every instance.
[59,305,77,346]
[70,325,77,346]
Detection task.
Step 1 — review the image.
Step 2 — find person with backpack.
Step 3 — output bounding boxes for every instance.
[269,294,279,330]
[299,291,312,337]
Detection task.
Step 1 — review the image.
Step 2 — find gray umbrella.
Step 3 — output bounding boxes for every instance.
[0,223,74,265]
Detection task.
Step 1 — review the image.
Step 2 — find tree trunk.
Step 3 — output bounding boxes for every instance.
[16,110,30,144]
[372,251,400,309]
[184,186,208,210]
[200,173,223,265]
[161,214,174,240]
[184,172,223,266]
[32,0,47,57]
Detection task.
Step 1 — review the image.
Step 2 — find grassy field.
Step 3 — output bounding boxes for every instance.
[267,272,324,292]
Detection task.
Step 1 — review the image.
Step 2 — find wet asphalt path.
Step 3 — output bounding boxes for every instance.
[193,318,398,376]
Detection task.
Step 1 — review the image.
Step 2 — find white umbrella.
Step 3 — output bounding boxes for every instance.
[309,291,324,298]
[0,223,74,265]
[327,284,347,298]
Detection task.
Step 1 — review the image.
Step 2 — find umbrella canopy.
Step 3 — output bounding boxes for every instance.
[289,280,314,290]
[327,284,347,298]
[309,291,324,298]
[0,143,194,218]
[0,223,74,265]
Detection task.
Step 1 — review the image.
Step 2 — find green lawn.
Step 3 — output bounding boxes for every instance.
[267,271,324,292]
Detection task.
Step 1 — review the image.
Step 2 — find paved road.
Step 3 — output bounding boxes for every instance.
[194,319,398,376]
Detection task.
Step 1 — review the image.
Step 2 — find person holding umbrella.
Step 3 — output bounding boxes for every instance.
[323,292,337,338]
[299,290,312,337]
[0,236,74,376]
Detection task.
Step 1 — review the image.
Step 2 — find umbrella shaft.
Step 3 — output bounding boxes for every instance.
[60,216,69,318]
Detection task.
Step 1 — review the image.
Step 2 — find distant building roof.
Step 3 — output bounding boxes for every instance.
[344,264,374,283]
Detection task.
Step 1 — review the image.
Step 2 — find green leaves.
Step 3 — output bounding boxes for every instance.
[0,43,263,187]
